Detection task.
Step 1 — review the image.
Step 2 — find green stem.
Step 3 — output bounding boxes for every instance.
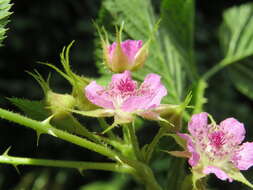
[202,54,251,81]
[0,154,134,174]
[0,108,117,159]
[127,123,142,161]
[192,79,208,114]
[98,118,117,140]
[145,127,167,164]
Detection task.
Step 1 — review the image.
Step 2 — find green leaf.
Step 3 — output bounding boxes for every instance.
[161,0,196,80]
[219,2,253,66]
[0,0,12,47]
[166,133,186,149]
[8,98,94,139]
[8,98,50,121]
[229,62,253,100]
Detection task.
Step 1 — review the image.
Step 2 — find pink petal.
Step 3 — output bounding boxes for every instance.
[188,112,208,138]
[121,96,151,112]
[203,166,233,182]
[108,42,117,59]
[121,74,167,112]
[121,40,142,61]
[232,142,253,170]
[111,70,131,82]
[178,133,200,167]
[85,81,114,109]
[139,73,167,109]
[220,118,245,145]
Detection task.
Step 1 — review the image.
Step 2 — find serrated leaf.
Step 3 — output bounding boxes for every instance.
[219,2,253,65]
[229,62,253,100]
[8,98,50,121]
[0,0,12,47]
[8,98,93,138]
[166,133,187,149]
[161,0,196,81]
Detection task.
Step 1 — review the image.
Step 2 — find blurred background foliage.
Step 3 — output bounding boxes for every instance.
[0,0,253,189]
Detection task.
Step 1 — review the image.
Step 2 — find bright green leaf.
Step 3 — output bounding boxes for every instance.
[8,98,50,121]
[0,0,12,47]
[229,62,253,100]
[219,2,253,65]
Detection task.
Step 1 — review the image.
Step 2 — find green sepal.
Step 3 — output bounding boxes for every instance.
[227,168,253,189]
[158,92,192,132]
[166,133,187,149]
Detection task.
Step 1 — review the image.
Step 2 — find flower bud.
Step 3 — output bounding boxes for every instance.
[99,26,148,73]
[46,91,76,118]
[105,40,148,73]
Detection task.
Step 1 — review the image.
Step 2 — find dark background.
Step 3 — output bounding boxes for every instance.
[0,0,253,189]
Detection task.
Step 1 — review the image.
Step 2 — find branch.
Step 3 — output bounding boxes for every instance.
[0,153,134,174]
[0,108,117,159]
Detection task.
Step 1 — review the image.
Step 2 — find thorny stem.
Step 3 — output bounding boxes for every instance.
[127,123,142,161]
[0,108,163,189]
[0,108,117,159]
[0,154,134,174]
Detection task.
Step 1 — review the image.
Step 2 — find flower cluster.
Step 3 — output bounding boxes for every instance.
[82,33,253,187]
[177,112,253,184]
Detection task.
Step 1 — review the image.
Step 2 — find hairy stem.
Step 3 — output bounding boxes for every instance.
[0,108,117,159]
[0,154,134,174]
[127,123,142,161]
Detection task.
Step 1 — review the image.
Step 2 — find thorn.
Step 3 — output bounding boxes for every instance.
[36,131,42,147]
[13,165,21,175]
[3,146,12,156]
[78,169,85,176]
[41,115,54,125]
[102,122,117,134]
[158,117,174,127]
[115,155,124,165]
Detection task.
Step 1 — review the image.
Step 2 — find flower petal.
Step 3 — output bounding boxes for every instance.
[121,73,167,112]
[85,81,114,109]
[121,40,142,61]
[220,118,245,145]
[121,96,151,112]
[188,112,208,138]
[178,133,200,167]
[232,142,253,170]
[140,73,167,109]
[203,166,233,182]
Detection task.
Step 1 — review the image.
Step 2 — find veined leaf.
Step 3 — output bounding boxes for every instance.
[219,2,253,65]
[229,62,253,100]
[8,98,92,138]
[8,98,50,121]
[0,0,12,47]
[161,0,196,81]
[219,3,253,100]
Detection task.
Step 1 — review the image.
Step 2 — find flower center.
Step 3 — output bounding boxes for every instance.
[209,131,226,149]
[117,78,136,93]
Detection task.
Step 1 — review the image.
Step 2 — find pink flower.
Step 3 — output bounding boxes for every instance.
[104,40,148,73]
[178,112,253,184]
[85,70,167,124]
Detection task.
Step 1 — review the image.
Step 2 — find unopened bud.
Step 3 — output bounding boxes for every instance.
[46,91,75,118]
[104,39,148,73]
